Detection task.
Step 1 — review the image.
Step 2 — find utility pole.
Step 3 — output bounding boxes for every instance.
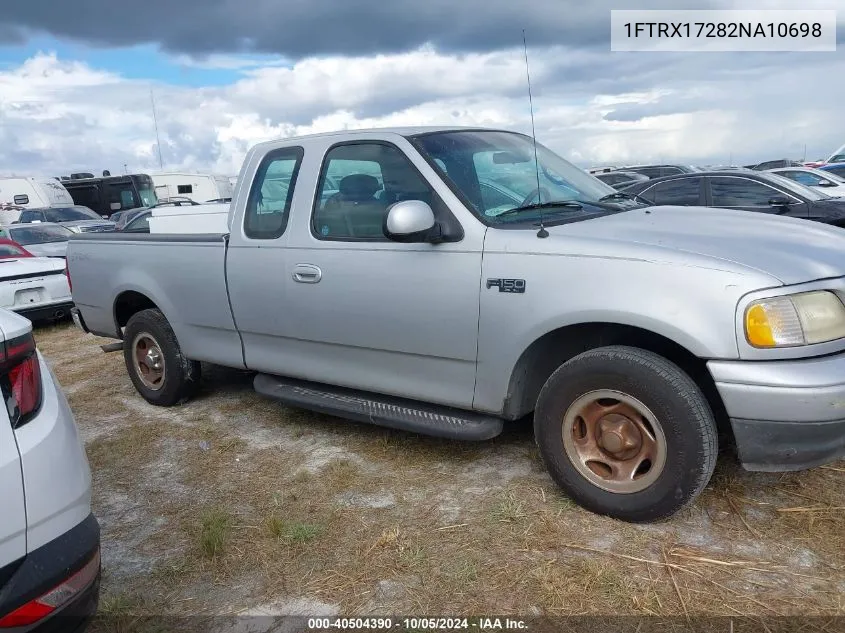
[150,88,164,171]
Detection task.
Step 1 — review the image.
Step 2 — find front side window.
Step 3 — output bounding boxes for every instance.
[645,177,701,206]
[244,146,304,239]
[106,183,139,211]
[411,130,641,226]
[710,177,782,207]
[312,142,440,240]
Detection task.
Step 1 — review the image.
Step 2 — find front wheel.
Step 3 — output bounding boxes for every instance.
[534,345,718,523]
[123,308,201,406]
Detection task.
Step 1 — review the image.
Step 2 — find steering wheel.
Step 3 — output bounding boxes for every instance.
[520,186,551,207]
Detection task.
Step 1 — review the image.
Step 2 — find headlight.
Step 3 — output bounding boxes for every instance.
[745,291,845,348]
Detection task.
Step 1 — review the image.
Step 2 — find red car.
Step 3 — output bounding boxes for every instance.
[0,239,34,259]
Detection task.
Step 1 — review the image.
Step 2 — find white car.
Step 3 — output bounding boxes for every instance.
[0,224,73,259]
[0,307,100,629]
[0,248,73,322]
[767,166,845,197]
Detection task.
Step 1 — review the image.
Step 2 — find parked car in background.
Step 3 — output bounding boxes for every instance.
[620,169,845,225]
[0,246,73,321]
[614,164,703,179]
[0,239,34,259]
[150,172,234,203]
[0,307,101,630]
[819,164,845,179]
[594,170,649,189]
[68,126,845,523]
[61,173,156,219]
[15,206,115,233]
[0,224,74,258]
[0,178,74,219]
[745,159,804,171]
[767,167,845,197]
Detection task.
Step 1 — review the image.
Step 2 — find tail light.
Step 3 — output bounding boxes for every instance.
[0,549,100,628]
[65,259,72,292]
[0,332,42,428]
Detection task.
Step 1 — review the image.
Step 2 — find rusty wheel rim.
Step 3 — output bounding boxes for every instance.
[132,332,166,391]
[562,389,666,494]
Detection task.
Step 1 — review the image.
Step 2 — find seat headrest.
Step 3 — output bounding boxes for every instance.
[339,174,380,199]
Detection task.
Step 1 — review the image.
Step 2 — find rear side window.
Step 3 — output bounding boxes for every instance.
[244,146,304,239]
[177,184,193,194]
[645,177,701,205]
[630,167,663,179]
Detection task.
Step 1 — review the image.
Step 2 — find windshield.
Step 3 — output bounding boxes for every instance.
[43,206,101,222]
[761,172,830,201]
[9,225,73,244]
[137,184,158,207]
[411,130,644,224]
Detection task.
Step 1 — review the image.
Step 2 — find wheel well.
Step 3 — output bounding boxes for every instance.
[503,323,731,438]
[114,291,159,333]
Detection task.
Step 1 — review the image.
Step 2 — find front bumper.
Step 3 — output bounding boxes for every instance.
[709,353,845,471]
[0,513,100,632]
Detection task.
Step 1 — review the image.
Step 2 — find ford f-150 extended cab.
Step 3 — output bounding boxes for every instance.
[66,126,845,522]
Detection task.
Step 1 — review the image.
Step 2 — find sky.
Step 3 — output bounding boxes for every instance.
[0,0,843,177]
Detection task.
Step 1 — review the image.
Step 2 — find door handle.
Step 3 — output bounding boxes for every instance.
[292,263,322,284]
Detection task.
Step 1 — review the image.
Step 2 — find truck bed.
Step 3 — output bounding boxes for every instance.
[67,232,245,368]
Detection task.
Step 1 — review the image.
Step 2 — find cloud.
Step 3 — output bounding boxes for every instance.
[0,45,843,180]
[9,0,834,59]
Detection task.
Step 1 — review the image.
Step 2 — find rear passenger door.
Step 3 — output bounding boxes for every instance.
[0,402,26,574]
[638,177,703,206]
[706,176,809,218]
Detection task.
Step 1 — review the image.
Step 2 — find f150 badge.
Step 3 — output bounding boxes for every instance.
[486,278,526,293]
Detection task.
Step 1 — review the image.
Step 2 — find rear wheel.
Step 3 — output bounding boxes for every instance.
[123,309,200,406]
[534,345,718,522]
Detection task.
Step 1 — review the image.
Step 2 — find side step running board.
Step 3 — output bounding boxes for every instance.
[253,374,504,441]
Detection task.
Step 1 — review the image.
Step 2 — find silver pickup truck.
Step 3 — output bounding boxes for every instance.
[67,126,845,522]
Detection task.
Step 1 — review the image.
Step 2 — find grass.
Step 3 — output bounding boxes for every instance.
[34,321,845,619]
[197,507,230,559]
[266,515,323,544]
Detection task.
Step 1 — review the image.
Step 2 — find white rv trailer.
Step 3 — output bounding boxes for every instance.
[150,172,234,203]
[0,177,74,224]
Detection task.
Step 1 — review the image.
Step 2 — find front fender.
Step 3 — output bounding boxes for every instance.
[473,249,779,414]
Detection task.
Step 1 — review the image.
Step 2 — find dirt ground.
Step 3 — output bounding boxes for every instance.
[34,321,845,630]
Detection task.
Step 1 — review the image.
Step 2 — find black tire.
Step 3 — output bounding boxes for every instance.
[534,345,718,523]
[123,308,201,406]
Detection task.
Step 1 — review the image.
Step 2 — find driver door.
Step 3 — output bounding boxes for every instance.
[280,140,485,409]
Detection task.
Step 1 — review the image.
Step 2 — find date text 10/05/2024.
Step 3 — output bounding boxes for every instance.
[623,21,822,39]
[307,617,528,630]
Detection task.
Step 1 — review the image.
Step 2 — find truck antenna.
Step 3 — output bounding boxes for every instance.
[150,88,164,171]
[522,30,548,238]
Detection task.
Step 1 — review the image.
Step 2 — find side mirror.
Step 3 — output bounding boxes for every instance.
[818,180,836,187]
[768,196,791,208]
[384,200,439,243]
